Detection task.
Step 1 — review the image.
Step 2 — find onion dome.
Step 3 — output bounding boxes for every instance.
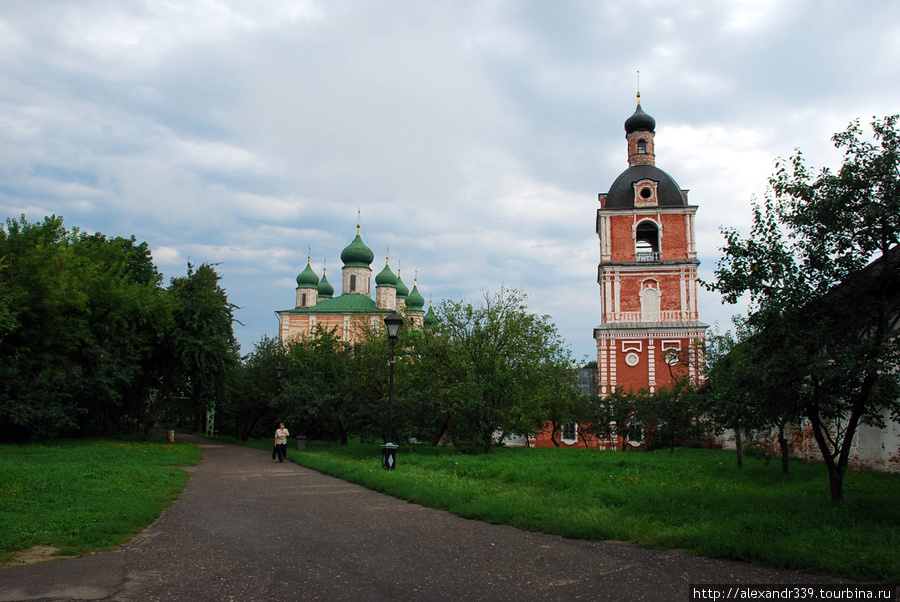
[624,93,655,134]
[395,270,410,299]
[406,280,425,311]
[296,259,319,288]
[317,268,334,298]
[340,226,375,268]
[375,259,398,287]
[424,301,438,328]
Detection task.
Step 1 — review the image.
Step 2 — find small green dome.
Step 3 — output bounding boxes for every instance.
[424,304,438,328]
[375,261,397,287]
[395,272,409,299]
[317,271,334,298]
[340,228,375,268]
[296,261,319,288]
[407,281,425,311]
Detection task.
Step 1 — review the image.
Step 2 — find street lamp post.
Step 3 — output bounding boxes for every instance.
[382,312,404,470]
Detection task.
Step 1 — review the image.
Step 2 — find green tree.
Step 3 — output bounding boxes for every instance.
[579,388,641,450]
[632,376,705,453]
[221,335,287,440]
[403,287,578,454]
[538,367,580,448]
[707,116,900,504]
[704,323,802,471]
[165,262,239,434]
[142,262,239,438]
[278,326,358,444]
[0,216,170,439]
[345,328,391,443]
[0,258,14,341]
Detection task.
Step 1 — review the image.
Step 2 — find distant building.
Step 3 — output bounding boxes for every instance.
[276,225,437,344]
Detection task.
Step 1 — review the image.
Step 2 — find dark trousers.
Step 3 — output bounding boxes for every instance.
[276,443,287,461]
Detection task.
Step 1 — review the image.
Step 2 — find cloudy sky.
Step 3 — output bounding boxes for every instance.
[1,0,898,361]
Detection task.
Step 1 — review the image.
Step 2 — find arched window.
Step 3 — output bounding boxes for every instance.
[641,286,660,322]
[349,274,357,292]
[562,423,578,445]
[637,139,648,154]
[635,221,660,261]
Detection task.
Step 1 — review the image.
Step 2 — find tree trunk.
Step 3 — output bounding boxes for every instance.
[808,373,872,505]
[777,422,789,474]
[482,428,493,453]
[735,426,743,469]
[828,468,844,505]
[807,411,845,505]
[549,422,560,448]
[431,420,449,446]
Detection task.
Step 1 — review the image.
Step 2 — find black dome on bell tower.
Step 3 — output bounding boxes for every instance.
[624,94,656,134]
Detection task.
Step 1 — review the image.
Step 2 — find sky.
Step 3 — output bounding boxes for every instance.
[1,0,899,362]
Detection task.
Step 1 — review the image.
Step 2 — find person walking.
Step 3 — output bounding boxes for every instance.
[274,423,290,462]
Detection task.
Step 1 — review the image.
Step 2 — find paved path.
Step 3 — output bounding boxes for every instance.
[0,435,840,601]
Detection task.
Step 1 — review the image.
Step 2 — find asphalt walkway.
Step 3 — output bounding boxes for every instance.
[0,435,840,601]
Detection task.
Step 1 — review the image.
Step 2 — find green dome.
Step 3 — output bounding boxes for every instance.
[340,229,375,267]
[424,304,438,328]
[407,282,425,311]
[296,261,319,288]
[317,271,334,298]
[395,272,409,299]
[375,261,398,287]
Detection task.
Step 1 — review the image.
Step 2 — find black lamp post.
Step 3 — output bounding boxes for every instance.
[274,363,286,381]
[382,311,404,470]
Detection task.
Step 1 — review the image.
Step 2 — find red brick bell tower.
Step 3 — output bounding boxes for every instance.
[594,94,707,394]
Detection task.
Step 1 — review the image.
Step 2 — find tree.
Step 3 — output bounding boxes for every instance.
[0,216,170,439]
[577,387,641,450]
[219,335,287,441]
[144,262,239,438]
[707,116,900,504]
[277,326,362,445]
[704,322,804,471]
[705,326,770,468]
[632,378,705,453]
[402,287,578,453]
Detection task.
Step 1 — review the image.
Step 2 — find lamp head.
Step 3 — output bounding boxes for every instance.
[384,312,404,340]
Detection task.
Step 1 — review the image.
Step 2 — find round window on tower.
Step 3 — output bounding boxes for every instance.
[640,187,653,199]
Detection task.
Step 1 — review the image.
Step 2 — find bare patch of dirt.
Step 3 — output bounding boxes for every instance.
[1,545,60,568]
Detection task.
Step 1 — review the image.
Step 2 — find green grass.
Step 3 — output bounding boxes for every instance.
[246,439,898,583]
[0,437,200,564]
[3,435,897,583]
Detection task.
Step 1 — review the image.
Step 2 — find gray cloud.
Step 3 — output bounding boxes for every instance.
[1,0,898,359]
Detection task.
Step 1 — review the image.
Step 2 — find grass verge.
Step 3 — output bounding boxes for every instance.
[234,437,898,583]
[0,437,200,565]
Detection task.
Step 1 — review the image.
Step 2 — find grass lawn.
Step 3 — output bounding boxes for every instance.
[2,434,896,583]
[0,437,200,565]
[234,438,899,583]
